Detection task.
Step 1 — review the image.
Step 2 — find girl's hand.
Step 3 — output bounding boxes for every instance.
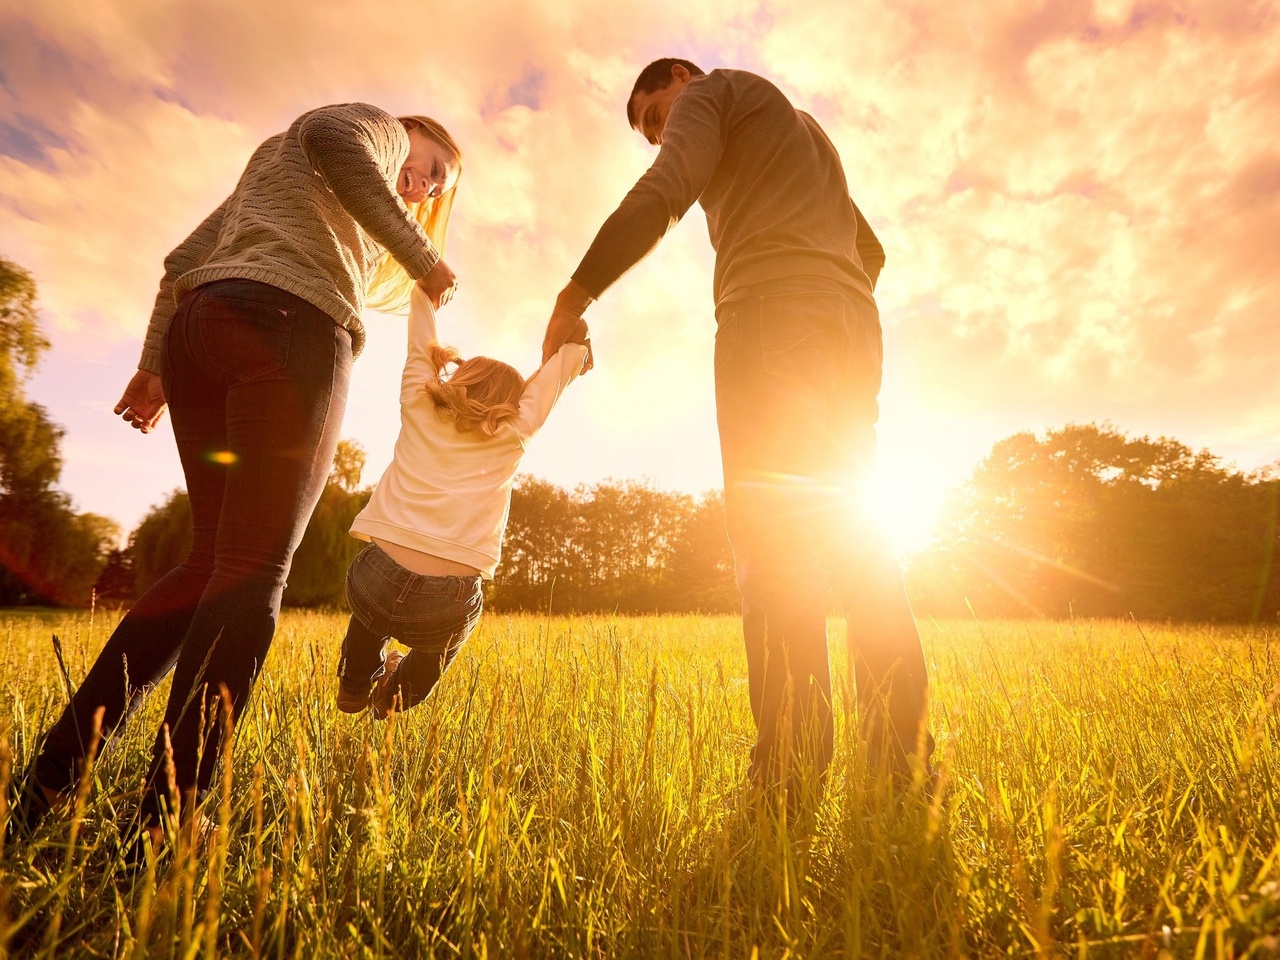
[114,369,167,434]
[566,318,594,373]
[417,258,457,309]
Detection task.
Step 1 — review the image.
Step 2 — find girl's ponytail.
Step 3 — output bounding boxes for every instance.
[421,347,525,437]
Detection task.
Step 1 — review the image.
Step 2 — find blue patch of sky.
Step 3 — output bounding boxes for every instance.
[154,85,197,112]
[506,69,546,110]
[0,115,68,168]
[480,67,547,123]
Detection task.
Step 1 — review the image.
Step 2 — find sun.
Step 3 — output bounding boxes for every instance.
[857,463,949,558]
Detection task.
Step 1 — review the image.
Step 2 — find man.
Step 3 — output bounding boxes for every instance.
[543,59,931,794]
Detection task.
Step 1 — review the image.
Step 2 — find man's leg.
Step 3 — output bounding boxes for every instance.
[714,284,842,793]
[819,294,931,772]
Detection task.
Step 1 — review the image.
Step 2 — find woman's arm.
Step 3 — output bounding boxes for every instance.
[297,104,440,282]
[138,198,229,374]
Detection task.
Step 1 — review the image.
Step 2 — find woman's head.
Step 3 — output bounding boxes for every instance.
[366,115,463,313]
[397,117,462,204]
[421,343,525,436]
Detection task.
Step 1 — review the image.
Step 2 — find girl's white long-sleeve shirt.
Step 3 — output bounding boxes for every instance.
[350,288,587,578]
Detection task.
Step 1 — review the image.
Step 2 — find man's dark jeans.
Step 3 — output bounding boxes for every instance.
[338,543,483,711]
[36,279,351,815]
[714,277,930,790]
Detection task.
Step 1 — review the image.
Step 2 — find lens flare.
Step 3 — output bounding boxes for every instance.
[208,450,238,465]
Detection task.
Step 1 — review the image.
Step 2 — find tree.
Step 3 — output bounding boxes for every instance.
[128,490,193,596]
[329,439,366,493]
[0,257,117,606]
[908,423,1279,622]
[285,441,372,606]
[663,491,739,613]
[93,549,136,606]
[488,477,737,614]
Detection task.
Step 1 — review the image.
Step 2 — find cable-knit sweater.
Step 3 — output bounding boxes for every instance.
[138,102,441,373]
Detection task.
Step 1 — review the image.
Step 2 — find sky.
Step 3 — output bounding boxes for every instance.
[1,0,1278,554]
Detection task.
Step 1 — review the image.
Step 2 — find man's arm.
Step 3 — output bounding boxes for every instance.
[852,201,885,291]
[544,79,726,361]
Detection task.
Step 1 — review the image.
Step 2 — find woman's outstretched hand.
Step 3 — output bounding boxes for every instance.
[417,257,458,309]
[114,369,168,434]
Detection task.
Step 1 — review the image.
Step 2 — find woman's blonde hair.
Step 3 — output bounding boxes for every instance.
[366,116,463,314]
[421,343,525,436]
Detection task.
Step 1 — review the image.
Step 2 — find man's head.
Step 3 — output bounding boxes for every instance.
[626,58,705,145]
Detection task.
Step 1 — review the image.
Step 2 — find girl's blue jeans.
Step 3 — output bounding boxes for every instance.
[338,542,483,711]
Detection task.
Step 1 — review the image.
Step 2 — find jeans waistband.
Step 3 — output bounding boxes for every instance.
[716,275,871,325]
[362,542,482,597]
[195,278,325,317]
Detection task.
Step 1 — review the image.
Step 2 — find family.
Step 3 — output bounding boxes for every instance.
[13,58,932,850]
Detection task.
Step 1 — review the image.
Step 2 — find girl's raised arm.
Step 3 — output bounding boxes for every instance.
[401,285,443,402]
[512,338,590,441]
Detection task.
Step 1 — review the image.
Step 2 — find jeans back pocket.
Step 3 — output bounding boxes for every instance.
[758,291,844,388]
[193,291,293,383]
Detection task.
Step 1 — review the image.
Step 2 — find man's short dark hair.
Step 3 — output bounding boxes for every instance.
[626,58,706,127]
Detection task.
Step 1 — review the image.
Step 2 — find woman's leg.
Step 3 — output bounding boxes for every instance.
[33,294,226,795]
[144,281,351,817]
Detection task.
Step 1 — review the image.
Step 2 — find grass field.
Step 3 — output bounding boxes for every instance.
[1,609,1278,958]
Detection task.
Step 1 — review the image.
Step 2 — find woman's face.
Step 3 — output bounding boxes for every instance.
[397,127,460,203]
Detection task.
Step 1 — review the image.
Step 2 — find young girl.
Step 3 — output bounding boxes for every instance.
[336,287,589,717]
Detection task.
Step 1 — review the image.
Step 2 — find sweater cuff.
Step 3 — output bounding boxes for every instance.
[400,243,441,282]
[138,348,163,376]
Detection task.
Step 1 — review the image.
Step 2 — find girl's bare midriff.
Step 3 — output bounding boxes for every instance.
[373,538,481,577]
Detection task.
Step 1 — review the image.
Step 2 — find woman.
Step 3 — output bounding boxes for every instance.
[16,103,463,842]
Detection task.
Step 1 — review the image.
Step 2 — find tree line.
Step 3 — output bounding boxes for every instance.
[108,466,739,615]
[0,258,117,605]
[74,427,1280,624]
[906,423,1280,622]
[4,257,1278,621]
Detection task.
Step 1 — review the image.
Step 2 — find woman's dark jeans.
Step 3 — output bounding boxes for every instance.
[714,276,931,791]
[36,279,351,816]
[338,543,483,711]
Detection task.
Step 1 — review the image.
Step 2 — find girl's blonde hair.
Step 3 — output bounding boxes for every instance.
[366,116,463,314]
[421,343,525,436]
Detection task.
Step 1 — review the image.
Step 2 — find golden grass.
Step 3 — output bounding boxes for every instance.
[1,610,1278,958]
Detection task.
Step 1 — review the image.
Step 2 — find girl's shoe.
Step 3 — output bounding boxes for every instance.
[335,680,373,714]
[370,651,406,720]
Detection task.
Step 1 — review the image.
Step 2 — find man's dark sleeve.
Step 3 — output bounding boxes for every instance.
[852,201,885,291]
[571,81,726,298]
